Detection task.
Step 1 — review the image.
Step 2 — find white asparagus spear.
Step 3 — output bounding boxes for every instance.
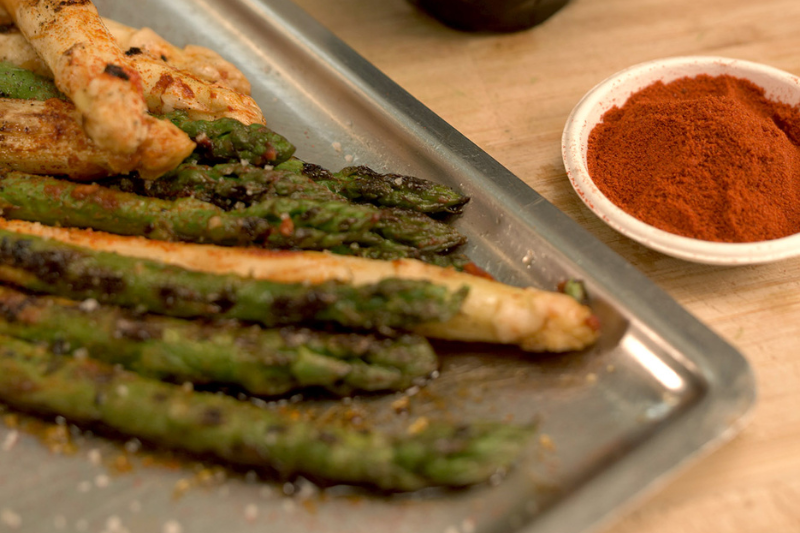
[0,219,600,352]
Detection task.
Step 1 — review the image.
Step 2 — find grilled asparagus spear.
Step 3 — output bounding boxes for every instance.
[0,170,382,249]
[0,335,533,491]
[0,227,467,331]
[0,285,437,395]
[111,163,468,252]
[165,110,295,166]
[0,61,64,100]
[278,159,471,215]
[0,219,600,352]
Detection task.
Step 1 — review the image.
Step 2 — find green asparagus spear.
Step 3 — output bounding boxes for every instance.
[0,228,467,331]
[108,163,342,208]
[107,164,468,253]
[164,110,295,167]
[0,61,65,101]
[277,159,470,215]
[0,336,533,491]
[0,171,379,250]
[0,286,438,395]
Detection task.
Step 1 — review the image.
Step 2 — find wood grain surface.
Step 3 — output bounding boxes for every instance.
[290,0,800,531]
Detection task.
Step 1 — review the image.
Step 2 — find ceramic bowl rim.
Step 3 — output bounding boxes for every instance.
[561,55,800,265]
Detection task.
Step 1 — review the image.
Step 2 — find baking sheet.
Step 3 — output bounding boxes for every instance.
[0,1,755,532]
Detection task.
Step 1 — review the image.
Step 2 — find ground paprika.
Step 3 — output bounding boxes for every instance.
[587,74,800,243]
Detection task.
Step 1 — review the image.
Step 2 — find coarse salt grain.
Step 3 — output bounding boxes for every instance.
[95,474,111,488]
[105,515,122,531]
[1,509,22,529]
[2,430,19,451]
[88,448,102,465]
[344,154,354,163]
[462,518,476,533]
[244,503,259,522]
[79,298,99,312]
[281,499,296,514]
[331,141,342,153]
[162,519,183,533]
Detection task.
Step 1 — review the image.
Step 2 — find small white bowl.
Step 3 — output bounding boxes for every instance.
[562,56,800,265]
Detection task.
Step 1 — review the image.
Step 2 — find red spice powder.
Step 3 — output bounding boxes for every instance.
[587,74,800,242]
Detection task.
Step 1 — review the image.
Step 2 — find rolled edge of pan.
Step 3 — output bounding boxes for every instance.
[0,219,601,352]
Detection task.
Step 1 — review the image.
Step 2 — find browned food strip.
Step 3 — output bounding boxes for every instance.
[129,50,264,125]
[1,0,148,153]
[0,219,601,352]
[0,97,194,180]
[0,0,194,177]
[0,17,251,95]
[103,18,251,95]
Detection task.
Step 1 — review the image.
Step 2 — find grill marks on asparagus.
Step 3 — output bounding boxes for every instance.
[284,159,470,215]
[165,110,295,166]
[0,170,388,249]
[0,170,467,260]
[0,286,438,395]
[107,163,468,256]
[0,227,467,331]
[0,336,534,491]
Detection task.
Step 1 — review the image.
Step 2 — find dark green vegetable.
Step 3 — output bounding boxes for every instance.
[165,110,295,166]
[560,279,588,305]
[0,171,379,250]
[0,227,467,331]
[108,163,468,254]
[277,159,470,215]
[0,286,438,395]
[0,335,534,491]
[0,61,65,101]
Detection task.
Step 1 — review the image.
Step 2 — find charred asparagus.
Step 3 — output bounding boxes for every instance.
[0,227,467,331]
[279,159,470,215]
[0,285,438,395]
[165,110,295,166]
[109,163,468,254]
[0,170,381,249]
[0,335,533,491]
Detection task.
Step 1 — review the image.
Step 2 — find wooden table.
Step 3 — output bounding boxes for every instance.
[291,0,800,531]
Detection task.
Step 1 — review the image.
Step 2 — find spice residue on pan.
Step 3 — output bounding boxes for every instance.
[587,74,800,242]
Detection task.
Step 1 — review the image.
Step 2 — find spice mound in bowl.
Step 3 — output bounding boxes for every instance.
[562,56,800,265]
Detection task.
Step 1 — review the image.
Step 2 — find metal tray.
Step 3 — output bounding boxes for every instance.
[0,1,755,532]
